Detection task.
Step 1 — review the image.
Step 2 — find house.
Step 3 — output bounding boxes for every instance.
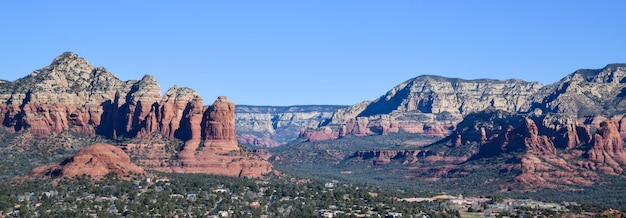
[218,210,229,217]
[325,182,335,188]
[322,211,334,218]
[249,202,260,209]
[214,188,230,193]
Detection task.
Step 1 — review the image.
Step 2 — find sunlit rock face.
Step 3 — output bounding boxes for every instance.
[301,75,542,141]
[3,52,273,179]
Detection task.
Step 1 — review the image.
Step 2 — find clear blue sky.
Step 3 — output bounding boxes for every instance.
[1,1,625,106]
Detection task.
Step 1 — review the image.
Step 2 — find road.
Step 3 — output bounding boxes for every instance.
[207,198,225,215]
[266,190,277,214]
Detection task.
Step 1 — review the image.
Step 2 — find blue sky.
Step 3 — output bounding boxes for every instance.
[1,1,625,106]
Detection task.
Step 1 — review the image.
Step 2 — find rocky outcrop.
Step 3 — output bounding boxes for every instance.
[584,119,626,174]
[301,111,460,141]
[1,52,133,137]
[352,150,432,165]
[31,143,144,179]
[2,52,273,179]
[235,105,346,146]
[299,127,341,142]
[452,111,622,189]
[155,86,204,141]
[326,101,371,125]
[166,96,274,178]
[237,134,280,147]
[358,75,542,117]
[201,96,238,152]
[340,109,622,190]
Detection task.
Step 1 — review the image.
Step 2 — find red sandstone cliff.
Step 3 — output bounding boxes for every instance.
[172,96,273,178]
[2,52,273,179]
[583,119,626,174]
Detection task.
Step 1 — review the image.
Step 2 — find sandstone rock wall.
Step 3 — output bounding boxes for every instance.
[235,105,345,146]
[3,52,273,178]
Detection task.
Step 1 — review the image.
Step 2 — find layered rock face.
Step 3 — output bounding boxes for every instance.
[1,52,134,136]
[340,109,626,190]
[31,143,144,180]
[358,75,542,117]
[173,97,274,178]
[433,110,626,189]
[527,64,626,117]
[301,75,542,141]
[235,105,346,146]
[301,65,626,143]
[1,52,273,178]
[0,52,165,138]
[584,119,626,174]
[202,96,238,152]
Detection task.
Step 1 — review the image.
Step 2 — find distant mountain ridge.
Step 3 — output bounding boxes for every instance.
[235,105,347,147]
[271,63,626,192]
[299,64,626,142]
[527,63,626,117]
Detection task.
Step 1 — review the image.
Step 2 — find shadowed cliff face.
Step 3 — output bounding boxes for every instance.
[1,52,273,179]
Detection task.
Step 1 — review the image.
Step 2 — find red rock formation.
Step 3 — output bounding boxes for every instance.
[1,53,274,179]
[299,118,454,142]
[201,96,239,152]
[585,119,626,174]
[152,86,202,139]
[539,114,583,150]
[454,134,463,147]
[299,127,340,142]
[238,134,280,147]
[172,96,274,178]
[31,143,144,179]
[122,75,161,137]
[522,118,557,155]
